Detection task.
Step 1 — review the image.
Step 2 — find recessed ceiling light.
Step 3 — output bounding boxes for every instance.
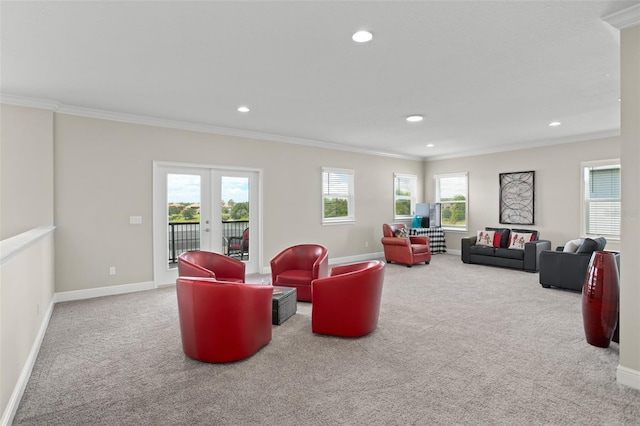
[352,30,373,43]
[427,144,435,148]
[237,106,250,113]
[548,121,562,127]
[406,115,424,122]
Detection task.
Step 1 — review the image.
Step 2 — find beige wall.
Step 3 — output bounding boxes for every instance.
[1,230,55,420]
[0,104,54,240]
[0,104,56,423]
[54,113,423,292]
[424,137,621,252]
[619,24,640,379]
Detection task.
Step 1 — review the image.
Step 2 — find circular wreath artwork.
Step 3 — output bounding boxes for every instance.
[499,171,534,225]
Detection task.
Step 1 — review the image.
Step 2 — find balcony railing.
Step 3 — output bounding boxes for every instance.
[168,220,249,265]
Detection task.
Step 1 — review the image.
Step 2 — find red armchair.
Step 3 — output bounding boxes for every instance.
[178,250,245,282]
[176,277,272,362]
[270,244,329,302]
[381,223,431,267]
[311,260,385,337]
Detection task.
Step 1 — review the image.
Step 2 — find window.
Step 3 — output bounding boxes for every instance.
[582,160,620,238]
[322,167,355,224]
[435,172,468,231]
[394,173,417,219]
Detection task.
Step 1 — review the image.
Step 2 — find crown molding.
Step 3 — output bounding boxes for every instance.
[0,93,422,162]
[0,93,61,110]
[424,129,621,161]
[603,4,640,30]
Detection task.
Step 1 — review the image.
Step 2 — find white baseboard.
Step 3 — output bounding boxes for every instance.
[260,252,385,275]
[328,251,385,265]
[54,281,155,303]
[1,298,55,426]
[617,365,640,390]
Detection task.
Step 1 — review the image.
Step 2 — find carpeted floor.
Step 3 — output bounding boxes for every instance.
[13,254,640,425]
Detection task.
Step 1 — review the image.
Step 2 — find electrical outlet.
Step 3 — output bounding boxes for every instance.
[109,266,116,276]
[365,241,369,247]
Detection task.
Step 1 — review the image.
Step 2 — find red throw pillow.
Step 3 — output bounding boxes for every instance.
[493,232,502,247]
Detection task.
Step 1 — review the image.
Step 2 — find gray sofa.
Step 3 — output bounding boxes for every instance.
[461,227,551,272]
[538,237,618,291]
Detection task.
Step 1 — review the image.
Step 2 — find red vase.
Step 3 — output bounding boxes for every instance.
[582,251,620,348]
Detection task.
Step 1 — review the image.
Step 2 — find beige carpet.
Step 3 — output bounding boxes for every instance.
[13,254,640,425]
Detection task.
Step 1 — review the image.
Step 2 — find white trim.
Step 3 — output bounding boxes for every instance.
[425,129,620,161]
[259,252,385,275]
[0,93,61,111]
[0,226,56,266]
[603,4,640,30]
[54,281,155,303]
[617,365,640,390]
[0,93,421,161]
[1,298,55,426]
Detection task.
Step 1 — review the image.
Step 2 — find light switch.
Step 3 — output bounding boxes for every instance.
[129,216,143,225]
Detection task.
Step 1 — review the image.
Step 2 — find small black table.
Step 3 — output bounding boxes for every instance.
[272,286,297,325]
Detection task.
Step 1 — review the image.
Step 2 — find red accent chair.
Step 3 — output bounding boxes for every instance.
[176,277,272,362]
[270,244,329,302]
[311,260,385,337]
[227,227,249,260]
[178,250,245,282]
[381,223,431,267]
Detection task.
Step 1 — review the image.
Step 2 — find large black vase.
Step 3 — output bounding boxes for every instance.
[581,251,619,348]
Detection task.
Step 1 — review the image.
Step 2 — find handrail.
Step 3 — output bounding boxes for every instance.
[0,226,56,266]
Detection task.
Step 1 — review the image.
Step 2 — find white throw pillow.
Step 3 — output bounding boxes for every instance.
[508,232,534,250]
[563,238,584,253]
[476,230,495,247]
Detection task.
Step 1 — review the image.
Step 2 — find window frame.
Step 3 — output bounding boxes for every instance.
[321,167,355,225]
[434,172,468,232]
[581,159,620,239]
[393,173,417,220]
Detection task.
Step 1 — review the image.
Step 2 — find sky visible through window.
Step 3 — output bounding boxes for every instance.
[168,174,248,203]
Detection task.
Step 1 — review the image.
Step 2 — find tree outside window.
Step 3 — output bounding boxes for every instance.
[322,167,355,224]
[435,172,468,231]
[394,173,417,219]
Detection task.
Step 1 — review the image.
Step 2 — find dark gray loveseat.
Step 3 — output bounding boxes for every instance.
[538,237,618,291]
[461,227,551,272]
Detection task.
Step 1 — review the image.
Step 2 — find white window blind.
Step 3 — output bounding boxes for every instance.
[322,167,355,224]
[583,163,620,237]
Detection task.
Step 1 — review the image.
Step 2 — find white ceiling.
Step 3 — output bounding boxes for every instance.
[1,1,638,160]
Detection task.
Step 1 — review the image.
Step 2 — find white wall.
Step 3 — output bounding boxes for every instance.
[618,23,640,386]
[53,113,424,292]
[424,137,621,252]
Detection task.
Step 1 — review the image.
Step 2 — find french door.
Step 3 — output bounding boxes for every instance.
[153,162,260,286]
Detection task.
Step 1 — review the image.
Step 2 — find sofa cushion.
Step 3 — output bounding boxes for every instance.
[511,228,539,241]
[492,232,502,247]
[486,227,510,248]
[469,245,495,257]
[508,232,534,249]
[563,238,584,253]
[394,228,408,238]
[495,247,525,260]
[476,230,495,246]
[576,237,606,255]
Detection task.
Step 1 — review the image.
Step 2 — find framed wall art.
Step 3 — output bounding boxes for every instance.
[499,170,535,225]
